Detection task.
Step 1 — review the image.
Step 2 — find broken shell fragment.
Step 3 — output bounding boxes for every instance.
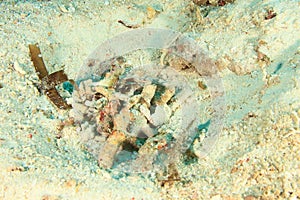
[93,85,111,98]
[139,103,153,123]
[98,131,126,168]
[79,79,93,95]
[151,105,171,126]
[128,95,141,108]
[138,125,157,138]
[141,84,157,107]
[156,87,175,105]
[97,73,119,88]
[113,107,131,132]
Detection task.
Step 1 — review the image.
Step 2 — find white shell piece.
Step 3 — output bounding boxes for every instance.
[80,122,96,142]
[151,105,170,126]
[139,103,152,123]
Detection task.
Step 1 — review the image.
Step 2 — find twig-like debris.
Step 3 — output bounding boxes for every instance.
[117,20,140,29]
[41,70,68,90]
[28,44,48,79]
[29,44,72,109]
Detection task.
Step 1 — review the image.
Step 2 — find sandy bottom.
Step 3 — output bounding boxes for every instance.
[0,0,299,199]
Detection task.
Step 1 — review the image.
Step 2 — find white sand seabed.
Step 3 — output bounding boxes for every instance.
[0,0,299,199]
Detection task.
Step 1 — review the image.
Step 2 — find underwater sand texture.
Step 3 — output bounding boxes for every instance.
[0,0,299,199]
